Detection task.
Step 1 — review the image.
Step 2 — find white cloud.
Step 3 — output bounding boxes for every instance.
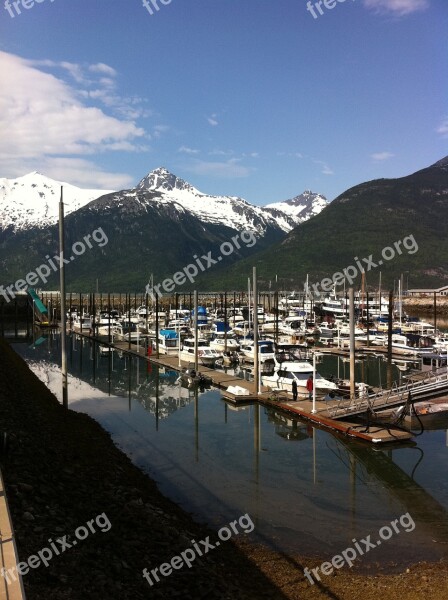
[436,119,448,137]
[208,149,234,156]
[184,159,252,178]
[313,159,334,175]
[363,0,429,16]
[0,51,147,186]
[207,113,219,126]
[153,125,170,138]
[30,57,152,120]
[277,151,303,159]
[88,63,117,77]
[371,151,395,160]
[178,146,200,154]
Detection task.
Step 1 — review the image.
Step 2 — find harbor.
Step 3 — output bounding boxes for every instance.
[3,285,448,447]
[4,287,448,599]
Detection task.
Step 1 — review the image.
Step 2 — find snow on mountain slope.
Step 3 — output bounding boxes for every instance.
[0,172,113,232]
[136,167,325,234]
[0,168,327,237]
[266,190,328,222]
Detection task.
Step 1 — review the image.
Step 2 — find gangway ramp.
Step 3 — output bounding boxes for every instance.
[26,289,49,325]
[324,367,448,420]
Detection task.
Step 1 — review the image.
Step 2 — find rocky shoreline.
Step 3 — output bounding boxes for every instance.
[0,338,446,599]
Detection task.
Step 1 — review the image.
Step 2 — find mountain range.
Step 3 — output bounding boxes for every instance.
[0,168,327,291]
[1,157,446,294]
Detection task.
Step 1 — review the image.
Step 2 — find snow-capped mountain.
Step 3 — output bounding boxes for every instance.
[0,168,327,236]
[133,167,326,234]
[266,190,328,222]
[0,172,113,232]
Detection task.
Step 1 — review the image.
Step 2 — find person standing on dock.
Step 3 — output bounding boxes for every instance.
[306,375,313,400]
[292,379,298,401]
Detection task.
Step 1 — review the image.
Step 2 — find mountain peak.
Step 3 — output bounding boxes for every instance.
[265,190,328,222]
[283,190,327,207]
[136,167,200,194]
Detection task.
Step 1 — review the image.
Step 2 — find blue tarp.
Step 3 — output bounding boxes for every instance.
[159,329,178,339]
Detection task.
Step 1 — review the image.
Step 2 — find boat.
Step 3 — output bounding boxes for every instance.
[261,351,337,395]
[240,340,275,364]
[72,316,93,333]
[113,321,141,342]
[319,294,346,317]
[180,337,220,366]
[215,351,240,368]
[158,329,180,355]
[209,332,240,352]
[433,336,448,352]
[390,334,434,357]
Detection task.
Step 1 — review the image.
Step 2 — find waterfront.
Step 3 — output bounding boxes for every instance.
[13,332,448,570]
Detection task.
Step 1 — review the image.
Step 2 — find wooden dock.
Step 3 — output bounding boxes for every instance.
[80,334,414,444]
[0,469,26,600]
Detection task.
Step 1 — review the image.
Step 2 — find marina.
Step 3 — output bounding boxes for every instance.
[11,331,448,567]
[4,287,448,446]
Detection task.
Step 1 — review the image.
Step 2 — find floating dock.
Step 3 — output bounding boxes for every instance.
[74,332,419,444]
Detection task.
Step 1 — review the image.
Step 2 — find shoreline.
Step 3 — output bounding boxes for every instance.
[0,338,447,599]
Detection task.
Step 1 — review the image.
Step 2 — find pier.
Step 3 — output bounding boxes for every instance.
[74,332,437,444]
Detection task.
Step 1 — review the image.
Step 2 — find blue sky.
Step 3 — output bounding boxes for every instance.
[0,0,446,204]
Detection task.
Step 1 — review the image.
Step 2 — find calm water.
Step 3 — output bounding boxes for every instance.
[13,332,448,570]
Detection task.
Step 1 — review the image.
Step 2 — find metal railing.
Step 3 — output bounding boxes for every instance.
[326,367,448,419]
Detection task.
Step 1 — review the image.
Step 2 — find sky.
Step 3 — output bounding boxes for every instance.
[0,0,447,205]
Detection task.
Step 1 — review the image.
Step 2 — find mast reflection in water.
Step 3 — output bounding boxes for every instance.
[13,331,448,570]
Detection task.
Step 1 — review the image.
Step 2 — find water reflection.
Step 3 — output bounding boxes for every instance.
[13,332,448,569]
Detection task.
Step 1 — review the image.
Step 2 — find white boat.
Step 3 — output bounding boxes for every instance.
[158,329,180,355]
[390,334,434,357]
[260,316,277,333]
[279,316,306,336]
[262,352,337,395]
[113,321,141,342]
[320,294,346,317]
[209,331,240,352]
[240,340,275,364]
[317,321,336,339]
[433,336,448,352]
[72,316,92,332]
[180,337,220,366]
[94,313,118,340]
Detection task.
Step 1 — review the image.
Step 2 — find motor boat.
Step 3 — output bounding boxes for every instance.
[157,329,180,355]
[209,329,240,352]
[240,340,275,364]
[261,351,337,395]
[180,337,220,367]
